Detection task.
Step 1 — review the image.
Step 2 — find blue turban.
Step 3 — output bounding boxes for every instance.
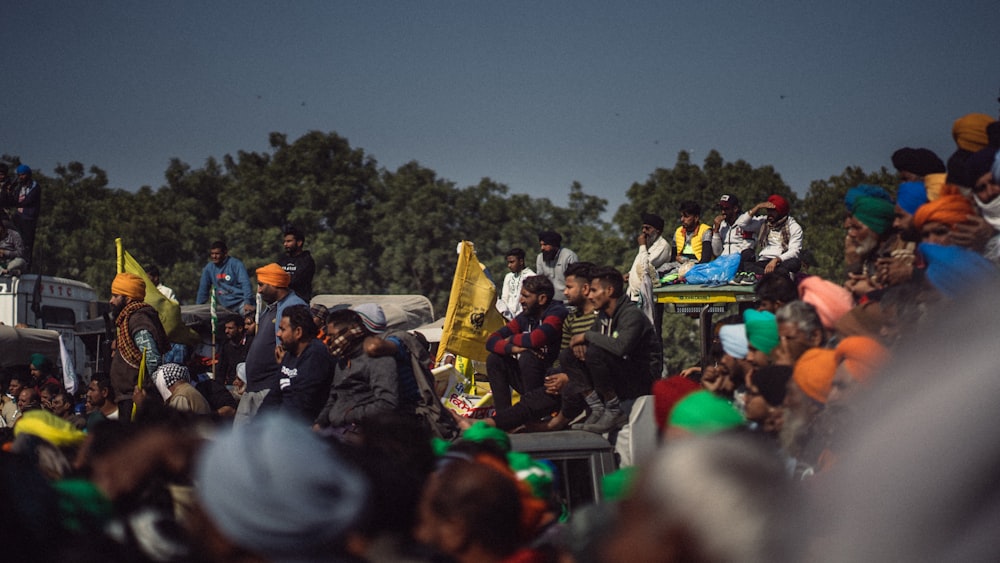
[196,413,368,560]
[919,243,999,300]
[846,185,892,212]
[15,164,30,175]
[896,181,929,215]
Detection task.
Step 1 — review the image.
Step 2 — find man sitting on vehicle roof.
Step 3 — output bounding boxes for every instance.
[485,275,567,418]
[0,219,27,276]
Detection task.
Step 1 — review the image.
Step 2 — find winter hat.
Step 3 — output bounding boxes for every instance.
[350,303,387,334]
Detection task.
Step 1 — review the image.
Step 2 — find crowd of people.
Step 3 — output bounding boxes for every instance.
[3,111,1000,562]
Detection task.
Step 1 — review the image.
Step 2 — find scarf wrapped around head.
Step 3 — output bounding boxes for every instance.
[952,113,995,153]
[896,181,928,215]
[327,322,367,358]
[912,194,975,230]
[743,309,779,355]
[793,348,838,404]
[845,185,892,212]
[256,263,290,288]
[111,272,146,300]
[152,363,190,401]
[852,196,896,235]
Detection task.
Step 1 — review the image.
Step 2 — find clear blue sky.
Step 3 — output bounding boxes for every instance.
[4,1,998,216]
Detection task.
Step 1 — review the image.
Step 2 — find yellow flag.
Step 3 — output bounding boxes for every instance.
[436,241,505,363]
[116,238,199,346]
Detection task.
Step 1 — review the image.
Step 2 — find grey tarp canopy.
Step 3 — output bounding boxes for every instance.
[309,295,434,332]
[0,325,61,368]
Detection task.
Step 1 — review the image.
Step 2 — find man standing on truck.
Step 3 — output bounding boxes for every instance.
[197,241,255,315]
[109,272,169,409]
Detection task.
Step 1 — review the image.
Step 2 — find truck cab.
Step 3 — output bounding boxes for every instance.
[0,274,100,380]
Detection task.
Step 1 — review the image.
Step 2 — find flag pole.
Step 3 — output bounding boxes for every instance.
[210,285,217,380]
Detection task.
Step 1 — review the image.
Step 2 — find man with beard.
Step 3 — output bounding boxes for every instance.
[235,263,307,427]
[314,307,399,438]
[108,272,169,409]
[739,195,803,280]
[569,267,661,433]
[277,304,333,423]
[277,225,316,302]
[218,316,253,384]
[485,275,567,415]
[844,195,897,298]
[535,230,578,301]
[627,212,670,335]
[782,347,837,479]
[673,201,714,264]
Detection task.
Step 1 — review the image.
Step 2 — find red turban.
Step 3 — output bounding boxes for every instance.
[912,194,976,230]
[793,348,837,404]
[652,376,701,431]
[768,194,789,216]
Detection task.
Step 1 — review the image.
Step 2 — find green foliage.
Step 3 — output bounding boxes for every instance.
[16,133,889,372]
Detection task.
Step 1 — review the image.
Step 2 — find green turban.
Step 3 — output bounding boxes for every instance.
[668,390,744,434]
[744,309,780,355]
[460,421,511,452]
[852,196,896,235]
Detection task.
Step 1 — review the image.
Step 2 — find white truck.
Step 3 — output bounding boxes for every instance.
[0,274,100,381]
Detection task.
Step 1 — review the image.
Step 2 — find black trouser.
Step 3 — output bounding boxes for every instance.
[743,257,801,278]
[487,351,552,411]
[491,348,588,430]
[561,344,649,401]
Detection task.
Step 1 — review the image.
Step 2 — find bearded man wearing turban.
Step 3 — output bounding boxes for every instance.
[844,195,900,297]
[234,263,307,427]
[109,272,170,403]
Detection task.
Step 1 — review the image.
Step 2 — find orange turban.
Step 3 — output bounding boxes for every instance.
[912,194,976,230]
[834,336,889,384]
[256,263,291,288]
[952,113,995,152]
[793,348,837,404]
[798,276,853,330]
[111,272,146,300]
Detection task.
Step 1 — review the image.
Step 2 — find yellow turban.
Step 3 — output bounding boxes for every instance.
[111,272,146,300]
[952,113,995,153]
[912,194,976,230]
[14,410,87,447]
[256,263,290,288]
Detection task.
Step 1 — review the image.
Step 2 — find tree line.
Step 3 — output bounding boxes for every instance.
[4,131,895,371]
